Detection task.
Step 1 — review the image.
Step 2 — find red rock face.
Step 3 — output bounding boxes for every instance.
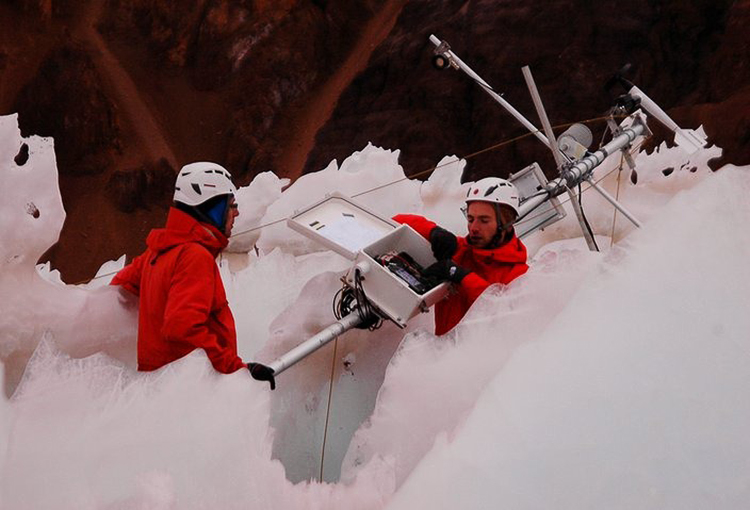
[0,0,748,280]
[98,0,383,177]
[307,0,749,181]
[14,46,120,176]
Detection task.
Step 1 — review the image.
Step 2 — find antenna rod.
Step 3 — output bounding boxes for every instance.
[429,35,550,146]
[585,178,642,228]
[521,65,598,251]
[429,35,645,233]
[521,66,566,167]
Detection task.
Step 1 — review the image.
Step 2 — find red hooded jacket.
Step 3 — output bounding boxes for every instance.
[393,214,528,335]
[112,207,246,373]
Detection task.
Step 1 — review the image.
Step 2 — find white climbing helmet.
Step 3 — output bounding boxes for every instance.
[465,177,520,216]
[173,162,237,206]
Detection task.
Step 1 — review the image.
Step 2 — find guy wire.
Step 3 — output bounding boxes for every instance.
[75,115,626,285]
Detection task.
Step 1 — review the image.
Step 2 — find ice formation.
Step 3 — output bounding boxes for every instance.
[1,111,748,509]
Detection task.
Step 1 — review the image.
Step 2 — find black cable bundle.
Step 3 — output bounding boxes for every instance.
[332,269,382,331]
[577,183,600,252]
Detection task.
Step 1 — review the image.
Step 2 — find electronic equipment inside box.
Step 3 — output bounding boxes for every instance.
[287,192,449,328]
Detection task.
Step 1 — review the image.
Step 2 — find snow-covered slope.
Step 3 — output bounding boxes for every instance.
[385,164,750,509]
[1,112,747,509]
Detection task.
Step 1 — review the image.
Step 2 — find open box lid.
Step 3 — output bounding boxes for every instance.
[287,191,398,259]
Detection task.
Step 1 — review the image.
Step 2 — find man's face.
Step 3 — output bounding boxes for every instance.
[466,201,498,249]
[225,197,239,235]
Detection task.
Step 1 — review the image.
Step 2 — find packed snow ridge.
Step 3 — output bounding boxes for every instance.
[1,112,749,509]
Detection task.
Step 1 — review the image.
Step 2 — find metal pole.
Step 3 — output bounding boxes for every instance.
[561,122,645,184]
[574,121,645,229]
[522,66,598,251]
[429,35,550,146]
[429,35,646,236]
[521,66,564,166]
[515,122,646,227]
[516,193,550,221]
[585,178,642,228]
[268,312,364,376]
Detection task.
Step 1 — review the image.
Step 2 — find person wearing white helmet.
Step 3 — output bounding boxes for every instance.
[462,176,521,248]
[112,162,275,388]
[393,177,528,335]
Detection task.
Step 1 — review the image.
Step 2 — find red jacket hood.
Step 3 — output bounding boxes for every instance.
[460,233,528,264]
[391,213,529,336]
[146,207,228,257]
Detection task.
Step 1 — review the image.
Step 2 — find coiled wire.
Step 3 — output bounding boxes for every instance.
[332,269,383,331]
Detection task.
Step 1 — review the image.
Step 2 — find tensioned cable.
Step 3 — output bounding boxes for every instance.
[230,114,625,239]
[609,152,626,247]
[318,333,339,481]
[73,114,627,285]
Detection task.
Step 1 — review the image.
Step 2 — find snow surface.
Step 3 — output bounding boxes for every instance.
[1,111,748,509]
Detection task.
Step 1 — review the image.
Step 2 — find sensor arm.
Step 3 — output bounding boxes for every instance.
[265,311,366,377]
[429,35,550,146]
[516,120,646,225]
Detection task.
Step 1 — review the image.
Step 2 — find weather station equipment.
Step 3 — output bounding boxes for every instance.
[252,192,450,379]
[249,34,710,387]
[428,35,708,249]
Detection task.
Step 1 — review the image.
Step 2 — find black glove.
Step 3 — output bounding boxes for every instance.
[423,259,470,284]
[429,226,458,261]
[248,362,276,390]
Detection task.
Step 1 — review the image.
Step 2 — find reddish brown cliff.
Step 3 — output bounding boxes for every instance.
[306,0,750,182]
[1,0,748,282]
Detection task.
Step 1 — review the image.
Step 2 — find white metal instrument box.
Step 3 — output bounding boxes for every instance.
[287,192,449,327]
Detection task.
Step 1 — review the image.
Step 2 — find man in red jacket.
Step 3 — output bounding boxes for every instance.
[112,162,275,388]
[394,177,528,335]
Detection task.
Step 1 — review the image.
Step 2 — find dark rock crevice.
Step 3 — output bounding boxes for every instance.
[13,44,120,176]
